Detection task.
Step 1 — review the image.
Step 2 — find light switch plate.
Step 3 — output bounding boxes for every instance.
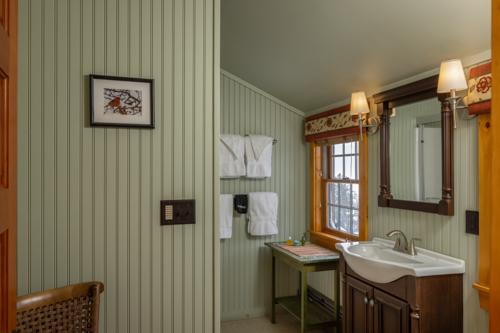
[465,210,479,235]
[160,200,196,225]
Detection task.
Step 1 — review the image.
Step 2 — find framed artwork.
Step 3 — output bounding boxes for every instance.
[89,74,155,128]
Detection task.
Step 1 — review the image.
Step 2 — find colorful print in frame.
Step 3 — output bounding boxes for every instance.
[89,75,154,128]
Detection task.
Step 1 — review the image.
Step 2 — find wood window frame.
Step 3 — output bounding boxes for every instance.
[323,142,360,236]
[310,132,368,251]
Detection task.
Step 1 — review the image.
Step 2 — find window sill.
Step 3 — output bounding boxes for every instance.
[310,231,355,252]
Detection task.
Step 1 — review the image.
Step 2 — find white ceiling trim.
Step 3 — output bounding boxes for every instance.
[307,49,492,116]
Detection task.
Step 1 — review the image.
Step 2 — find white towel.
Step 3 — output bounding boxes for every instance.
[248,192,278,236]
[245,135,273,178]
[220,194,233,239]
[220,135,246,178]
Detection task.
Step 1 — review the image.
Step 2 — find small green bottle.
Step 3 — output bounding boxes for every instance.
[300,234,306,246]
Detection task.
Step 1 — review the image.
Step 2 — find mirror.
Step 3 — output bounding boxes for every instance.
[389,97,442,203]
[374,75,454,216]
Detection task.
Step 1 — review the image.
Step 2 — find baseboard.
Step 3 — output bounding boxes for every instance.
[221,286,341,323]
[307,286,337,315]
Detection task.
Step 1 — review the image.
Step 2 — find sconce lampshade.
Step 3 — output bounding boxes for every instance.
[437,59,468,93]
[350,91,370,116]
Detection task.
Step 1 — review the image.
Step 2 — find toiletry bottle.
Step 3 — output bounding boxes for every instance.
[301,234,306,246]
[287,237,293,246]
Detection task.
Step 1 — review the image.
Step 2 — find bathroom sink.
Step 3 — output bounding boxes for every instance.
[336,238,465,283]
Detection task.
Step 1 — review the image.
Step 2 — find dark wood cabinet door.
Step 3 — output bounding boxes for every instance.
[345,276,373,333]
[373,289,410,333]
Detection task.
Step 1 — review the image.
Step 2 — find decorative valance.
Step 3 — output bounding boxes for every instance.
[304,105,358,142]
[465,61,492,115]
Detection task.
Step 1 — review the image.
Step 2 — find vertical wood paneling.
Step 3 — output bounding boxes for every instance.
[17,0,218,332]
[219,70,307,321]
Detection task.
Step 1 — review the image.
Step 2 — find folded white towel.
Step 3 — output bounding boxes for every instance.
[248,192,278,236]
[245,135,273,178]
[220,135,246,178]
[220,194,234,239]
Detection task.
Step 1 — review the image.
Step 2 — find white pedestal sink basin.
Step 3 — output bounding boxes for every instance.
[335,237,465,283]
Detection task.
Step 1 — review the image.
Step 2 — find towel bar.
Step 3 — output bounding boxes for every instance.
[244,134,278,144]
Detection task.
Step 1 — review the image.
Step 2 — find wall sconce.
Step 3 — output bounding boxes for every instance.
[437,59,468,128]
[350,91,379,139]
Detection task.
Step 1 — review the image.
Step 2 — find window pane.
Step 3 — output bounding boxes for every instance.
[345,156,356,180]
[344,142,354,154]
[339,183,350,207]
[339,207,350,233]
[352,209,359,235]
[333,157,343,179]
[328,205,336,229]
[334,143,343,155]
[352,184,359,208]
[334,208,341,230]
[327,183,336,205]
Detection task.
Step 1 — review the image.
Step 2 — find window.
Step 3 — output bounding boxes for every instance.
[323,141,360,236]
[309,134,367,249]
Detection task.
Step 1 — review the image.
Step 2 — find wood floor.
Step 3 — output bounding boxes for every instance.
[221,311,333,333]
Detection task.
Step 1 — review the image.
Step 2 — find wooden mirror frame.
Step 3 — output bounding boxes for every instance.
[373,75,454,216]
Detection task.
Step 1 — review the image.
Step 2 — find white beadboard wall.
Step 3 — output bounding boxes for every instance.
[17,0,218,332]
[220,70,307,320]
[309,108,489,333]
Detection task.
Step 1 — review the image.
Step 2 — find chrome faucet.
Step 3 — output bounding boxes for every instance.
[386,230,421,256]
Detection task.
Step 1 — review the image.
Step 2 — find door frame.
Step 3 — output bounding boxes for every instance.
[0,0,17,331]
[490,0,500,331]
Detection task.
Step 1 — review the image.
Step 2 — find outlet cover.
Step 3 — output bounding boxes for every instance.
[465,210,479,235]
[160,199,196,225]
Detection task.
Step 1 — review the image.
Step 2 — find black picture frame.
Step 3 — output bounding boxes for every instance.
[89,74,155,128]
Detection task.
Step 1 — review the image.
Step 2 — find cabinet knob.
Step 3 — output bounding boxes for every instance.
[369,299,375,307]
[364,296,368,304]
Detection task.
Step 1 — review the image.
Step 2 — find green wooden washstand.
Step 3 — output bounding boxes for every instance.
[265,242,341,333]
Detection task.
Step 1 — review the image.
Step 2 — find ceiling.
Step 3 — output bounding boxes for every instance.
[221,0,491,112]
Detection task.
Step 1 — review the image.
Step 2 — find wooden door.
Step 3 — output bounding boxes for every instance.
[345,276,373,333]
[373,289,409,333]
[0,0,17,332]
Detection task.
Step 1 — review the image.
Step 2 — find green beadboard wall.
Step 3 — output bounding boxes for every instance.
[17,0,219,332]
[220,70,307,320]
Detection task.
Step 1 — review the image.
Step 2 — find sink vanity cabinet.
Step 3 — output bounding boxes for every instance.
[339,255,463,333]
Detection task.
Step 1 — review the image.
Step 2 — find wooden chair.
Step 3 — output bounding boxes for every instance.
[16,281,104,333]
